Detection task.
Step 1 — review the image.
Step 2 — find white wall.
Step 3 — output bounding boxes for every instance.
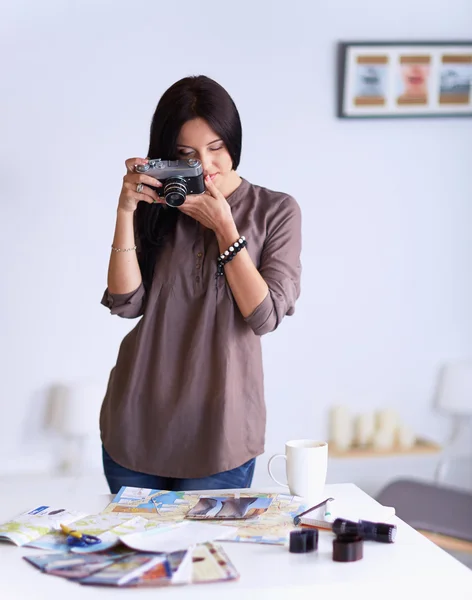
[1,0,472,491]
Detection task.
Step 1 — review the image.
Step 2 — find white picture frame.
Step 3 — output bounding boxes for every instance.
[337,41,472,119]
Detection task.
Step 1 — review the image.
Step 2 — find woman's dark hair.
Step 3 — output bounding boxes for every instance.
[135,75,242,291]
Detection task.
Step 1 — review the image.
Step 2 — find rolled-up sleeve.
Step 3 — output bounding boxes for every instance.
[245,195,302,336]
[101,282,146,319]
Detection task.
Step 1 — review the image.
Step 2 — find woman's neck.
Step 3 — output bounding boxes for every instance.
[218,170,242,198]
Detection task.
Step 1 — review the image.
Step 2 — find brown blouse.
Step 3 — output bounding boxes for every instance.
[100,177,302,478]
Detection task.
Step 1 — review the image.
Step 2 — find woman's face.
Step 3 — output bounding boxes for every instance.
[176,117,234,189]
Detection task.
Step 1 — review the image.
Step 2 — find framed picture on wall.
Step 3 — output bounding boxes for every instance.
[337,41,472,118]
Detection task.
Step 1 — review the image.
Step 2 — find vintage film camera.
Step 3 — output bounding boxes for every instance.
[136,158,205,207]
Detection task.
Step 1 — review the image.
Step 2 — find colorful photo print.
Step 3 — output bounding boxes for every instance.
[79,553,163,586]
[397,55,431,105]
[186,496,273,520]
[23,550,133,580]
[354,55,389,106]
[439,54,472,104]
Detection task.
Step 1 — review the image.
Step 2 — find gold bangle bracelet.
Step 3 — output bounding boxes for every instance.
[111,245,137,252]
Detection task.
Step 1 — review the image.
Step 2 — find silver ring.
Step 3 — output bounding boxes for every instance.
[136,183,144,193]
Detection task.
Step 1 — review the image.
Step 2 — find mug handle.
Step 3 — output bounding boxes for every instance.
[267,454,289,488]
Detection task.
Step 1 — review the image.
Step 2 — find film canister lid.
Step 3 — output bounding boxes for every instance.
[369,521,397,543]
[332,533,364,562]
[289,528,319,553]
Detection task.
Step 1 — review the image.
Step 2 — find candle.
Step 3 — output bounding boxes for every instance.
[396,423,416,449]
[376,409,398,434]
[372,426,395,451]
[354,412,375,447]
[329,405,353,451]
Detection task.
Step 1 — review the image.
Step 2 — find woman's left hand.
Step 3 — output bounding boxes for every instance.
[178,175,234,233]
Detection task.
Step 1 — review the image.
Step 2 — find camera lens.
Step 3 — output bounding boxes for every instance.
[164,177,187,207]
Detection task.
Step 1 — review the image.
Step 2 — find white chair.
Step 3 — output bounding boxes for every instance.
[433,361,472,488]
[47,380,105,476]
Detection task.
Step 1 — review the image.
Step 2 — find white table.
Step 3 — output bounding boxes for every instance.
[1,483,471,599]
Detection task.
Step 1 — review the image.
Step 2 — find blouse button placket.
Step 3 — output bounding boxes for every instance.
[195,250,203,283]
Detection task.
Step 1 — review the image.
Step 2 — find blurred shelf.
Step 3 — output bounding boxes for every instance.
[328,438,442,458]
[417,530,472,554]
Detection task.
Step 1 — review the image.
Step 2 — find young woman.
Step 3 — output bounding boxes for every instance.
[100,75,302,493]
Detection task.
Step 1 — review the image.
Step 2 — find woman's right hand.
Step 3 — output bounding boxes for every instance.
[118,157,164,213]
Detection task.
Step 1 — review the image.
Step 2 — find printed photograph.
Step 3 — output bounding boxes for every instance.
[439,54,472,104]
[354,55,389,106]
[79,553,160,586]
[397,55,431,105]
[186,496,273,520]
[128,558,173,586]
[23,552,117,580]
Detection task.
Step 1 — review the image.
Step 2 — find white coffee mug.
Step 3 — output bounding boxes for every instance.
[268,439,328,502]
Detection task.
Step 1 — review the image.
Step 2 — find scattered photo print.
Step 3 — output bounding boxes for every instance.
[186,496,273,520]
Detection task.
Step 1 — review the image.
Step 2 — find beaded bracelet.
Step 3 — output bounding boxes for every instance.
[111,244,137,252]
[216,236,247,277]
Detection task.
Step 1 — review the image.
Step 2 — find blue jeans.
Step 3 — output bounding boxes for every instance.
[102,445,256,494]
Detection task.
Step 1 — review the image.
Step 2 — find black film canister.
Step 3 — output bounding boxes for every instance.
[359,520,397,543]
[289,528,319,553]
[332,518,362,537]
[332,518,397,543]
[332,534,364,562]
